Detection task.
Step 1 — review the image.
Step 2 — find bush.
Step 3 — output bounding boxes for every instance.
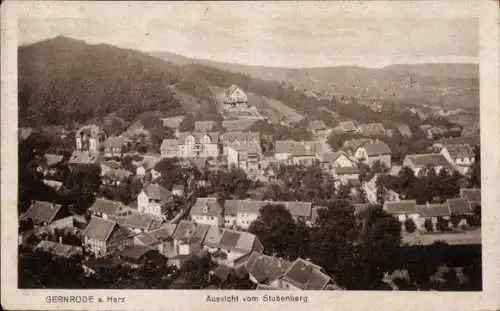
[436,217,450,232]
[424,218,434,232]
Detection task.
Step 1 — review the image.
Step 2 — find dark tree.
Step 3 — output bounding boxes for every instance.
[436,217,450,232]
[404,218,417,233]
[424,218,434,232]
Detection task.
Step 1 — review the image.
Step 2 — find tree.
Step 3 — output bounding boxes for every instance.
[450,214,462,228]
[372,160,388,174]
[436,217,450,232]
[178,114,195,132]
[424,218,434,232]
[404,218,417,233]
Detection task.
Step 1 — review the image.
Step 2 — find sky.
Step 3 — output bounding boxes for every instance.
[17,1,479,68]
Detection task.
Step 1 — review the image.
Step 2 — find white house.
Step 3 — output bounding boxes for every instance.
[354,140,392,168]
[137,183,174,219]
[440,144,475,166]
[402,153,455,176]
[190,197,224,227]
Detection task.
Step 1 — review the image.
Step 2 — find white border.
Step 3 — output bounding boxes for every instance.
[2,1,499,310]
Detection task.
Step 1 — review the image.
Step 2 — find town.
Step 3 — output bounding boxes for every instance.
[18,83,481,291]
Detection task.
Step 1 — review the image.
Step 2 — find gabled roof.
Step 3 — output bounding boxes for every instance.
[416,204,450,218]
[281,258,331,290]
[228,143,262,156]
[244,251,289,283]
[446,198,473,215]
[343,138,373,151]
[460,188,481,204]
[83,217,118,242]
[204,227,261,254]
[358,141,391,156]
[223,200,313,218]
[172,220,210,243]
[443,144,474,159]
[275,140,314,156]
[383,200,417,214]
[118,212,163,231]
[135,223,177,245]
[194,121,216,132]
[320,151,350,163]
[119,245,155,261]
[90,198,125,216]
[404,153,452,168]
[224,84,247,103]
[190,197,223,217]
[23,201,62,225]
[142,183,173,202]
[35,240,82,259]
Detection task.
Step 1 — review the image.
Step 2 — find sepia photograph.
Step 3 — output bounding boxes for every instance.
[2,1,500,310]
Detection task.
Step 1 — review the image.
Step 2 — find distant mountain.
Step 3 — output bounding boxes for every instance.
[151,51,479,108]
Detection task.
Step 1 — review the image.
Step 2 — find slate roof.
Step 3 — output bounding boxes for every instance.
[204,227,261,254]
[118,213,163,231]
[460,188,481,204]
[194,121,216,132]
[35,241,83,259]
[23,201,63,225]
[446,198,473,215]
[90,198,125,216]
[281,258,331,290]
[244,251,289,283]
[302,141,325,154]
[359,141,392,156]
[173,221,210,243]
[383,200,417,214]
[135,223,177,245]
[143,183,173,202]
[222,119,257,132]
[69,151,101,165]
[223,200,312,218]
[275,140,315,156]
[416,204,450,218]
[83,217,118,242]
[190,197,223,217]
[404,153,452,168]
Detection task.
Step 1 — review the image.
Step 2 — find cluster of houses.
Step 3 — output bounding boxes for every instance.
[21,84,481,290]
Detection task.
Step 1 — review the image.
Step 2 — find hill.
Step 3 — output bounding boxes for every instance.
[151,51,479,109]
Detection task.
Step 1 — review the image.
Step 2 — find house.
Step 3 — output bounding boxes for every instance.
[160,139,179,158]
[220,131,260,154]
[342,138,374,156]
[223,200,313,230]
[383,200,419,230]
[274,258,335,290]
[222,119,257,132]
[354,140,392,168]
[117,212,163,234]
[416,203,451,231]
[223,84,249,110]
[82,216,133,258]
[190,197,224,227]
[243,251,289,286]
[68,150,102,166]
[440,144,475,167]
[396,124,412,137]
[446,198,473,216]
[134,223,178,257]
[75,124,107,153]
[402,154,454,176]
[195,121,217,133]
[202,226,264,268]
[356,123,386,136]
[177,132,220,159]
[171,221,210,261]
[103,136,128,157]
[332,166,360,187]
[460,188,481,209]
[82,257,122,276]
[227,144,262,173]
[318,151,356,173]
[102,168,133,186]
[274,140,318,165]
[117,245,167,269]
[137,183,174,219]
[308,120,331,138]
[35,240,83,259]
[89,198,130,220]
[22,200,67,227]
[161,115,185,137]
[337,121,357,133]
